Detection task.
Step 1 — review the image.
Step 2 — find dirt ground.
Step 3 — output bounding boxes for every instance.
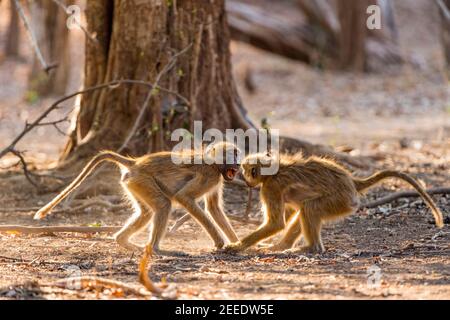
[0,0,449,299]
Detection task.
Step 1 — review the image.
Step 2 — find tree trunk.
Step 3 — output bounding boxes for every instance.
[336,0,370,71]
[61,0,252,163]
[28,0,70,96]
[228,0,402,72]
[438,0,450,79]
[5,2,20,57]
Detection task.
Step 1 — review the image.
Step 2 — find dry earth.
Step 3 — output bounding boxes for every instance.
[0,0,449,299]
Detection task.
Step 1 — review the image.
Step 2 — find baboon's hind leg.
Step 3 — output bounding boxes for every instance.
[269,208,302,251]
[113,197,152,252]
[297,206,324,254]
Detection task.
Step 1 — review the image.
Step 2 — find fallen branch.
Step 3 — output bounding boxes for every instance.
[0,199,127,214]
[48,276,150,297]
[0,225,120,234]
[361,187,450,209]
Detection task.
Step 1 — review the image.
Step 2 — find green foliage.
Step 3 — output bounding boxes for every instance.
[88,222,102,227]
[24,90,39,104]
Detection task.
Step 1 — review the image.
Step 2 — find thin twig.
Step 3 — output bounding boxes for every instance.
[9,149,40,188]
[0,225,120,234]
[13,0,57,73]
[436,0,450,21]
[50,0,99,44]
[244,187,253,220]
[0,79,177,160]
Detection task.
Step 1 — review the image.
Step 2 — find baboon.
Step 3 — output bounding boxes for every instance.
[225,153,444,254]
[34,142,240,254]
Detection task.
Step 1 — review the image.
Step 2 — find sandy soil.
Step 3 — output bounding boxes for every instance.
[0,0,449,299]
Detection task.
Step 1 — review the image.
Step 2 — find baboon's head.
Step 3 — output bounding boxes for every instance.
[205,141,241,181]
[241,153,273,187]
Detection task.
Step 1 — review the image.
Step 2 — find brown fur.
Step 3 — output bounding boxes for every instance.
[225,153,444,254]
[34,142,240,254]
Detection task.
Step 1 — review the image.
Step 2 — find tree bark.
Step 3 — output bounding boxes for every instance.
[336,0,370,71]
[5,2,20,57]
[61,0,252,163]
[27,0,70,96]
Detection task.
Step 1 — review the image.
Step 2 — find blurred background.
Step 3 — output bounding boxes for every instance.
[0,0,448,168]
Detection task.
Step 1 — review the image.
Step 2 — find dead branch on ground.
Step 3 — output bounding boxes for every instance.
[0,198,127,213]
[0,225,120,234]
[47,277,151,297]
[361,187,450,208]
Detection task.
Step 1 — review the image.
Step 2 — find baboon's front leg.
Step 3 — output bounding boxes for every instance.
[225,190,285,252]
[205,189,239,243]
[174,176,225,249]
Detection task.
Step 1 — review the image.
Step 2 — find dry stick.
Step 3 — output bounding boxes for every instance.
[13,0,57,73]
[361,187,450,209]
[48,277,150,297]
[244,187,253,220]
[50,0,98,44]
[43,245,164,298]
[0,79,180,161]
[436,0,450,21]
[0,199,127,213]
[0,225,120,234]
[8,149,40,188]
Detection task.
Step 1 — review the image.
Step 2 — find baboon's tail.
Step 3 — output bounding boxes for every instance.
[34,151,135,220]
[353,170,443,228]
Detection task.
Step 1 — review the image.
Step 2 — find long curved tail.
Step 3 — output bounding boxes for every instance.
[34,151,135,220]
[353,170,443,228]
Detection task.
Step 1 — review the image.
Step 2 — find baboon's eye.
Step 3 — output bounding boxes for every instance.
[251,167,257,178]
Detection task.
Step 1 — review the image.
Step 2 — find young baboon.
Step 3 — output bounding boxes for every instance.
[225,153,444,254]
[34,142,241,254]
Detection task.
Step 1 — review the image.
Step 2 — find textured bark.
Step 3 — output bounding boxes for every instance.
[5,2,20,56]
[61,0,252,162]
[27,0,70,95]
[336,0,368,70]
